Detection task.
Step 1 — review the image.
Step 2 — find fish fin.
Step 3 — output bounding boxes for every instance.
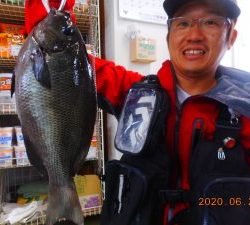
[23,134,48,177]
[46,180,84,225]
[30,47,51,88]
[72,141,90,174]
[73,153,88,175]
[73,110,97,174]
[70,43,85,87]
[11,71,15,97]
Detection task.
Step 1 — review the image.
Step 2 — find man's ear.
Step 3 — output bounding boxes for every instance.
[227,28,238,50]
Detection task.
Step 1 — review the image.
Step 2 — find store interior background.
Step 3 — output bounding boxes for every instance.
[1,1,249,224]
[103,0,250,160]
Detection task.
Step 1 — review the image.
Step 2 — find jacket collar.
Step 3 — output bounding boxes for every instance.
[159,60,250,118]
[206,65,250,118]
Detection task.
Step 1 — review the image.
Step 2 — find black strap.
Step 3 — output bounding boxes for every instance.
[159,189,190,204]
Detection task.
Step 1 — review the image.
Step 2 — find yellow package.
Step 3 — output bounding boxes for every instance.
[74,174,101,196]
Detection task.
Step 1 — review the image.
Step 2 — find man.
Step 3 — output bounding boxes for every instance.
[95,0,250,224]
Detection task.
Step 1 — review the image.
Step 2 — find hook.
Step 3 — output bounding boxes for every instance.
[41,0,67,13]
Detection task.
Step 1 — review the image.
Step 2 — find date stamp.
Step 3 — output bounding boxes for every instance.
[198,197,250,207]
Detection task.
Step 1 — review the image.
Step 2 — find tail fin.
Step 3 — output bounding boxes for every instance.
[46,181,84,225]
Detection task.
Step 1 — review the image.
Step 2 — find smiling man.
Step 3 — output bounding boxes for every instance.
[96,0,250,225]
[166,0,237,95]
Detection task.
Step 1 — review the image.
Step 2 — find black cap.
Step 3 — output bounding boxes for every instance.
[163,0,241,19]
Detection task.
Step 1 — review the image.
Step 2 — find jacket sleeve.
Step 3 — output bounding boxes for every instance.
[93,56,143,117]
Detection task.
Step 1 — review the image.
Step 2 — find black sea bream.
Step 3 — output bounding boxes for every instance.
[12,10,96,225]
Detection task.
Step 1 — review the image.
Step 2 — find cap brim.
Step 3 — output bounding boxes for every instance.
[163,0,241,19]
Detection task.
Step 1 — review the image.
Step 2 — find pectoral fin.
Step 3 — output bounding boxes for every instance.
[70,43,84,87]
[30,47,51,88]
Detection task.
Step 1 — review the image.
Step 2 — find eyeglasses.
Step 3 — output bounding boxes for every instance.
[167,16,231,34]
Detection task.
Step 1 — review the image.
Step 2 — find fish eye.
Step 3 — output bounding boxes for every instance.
[64,12,71,20]
[62,26,75,36]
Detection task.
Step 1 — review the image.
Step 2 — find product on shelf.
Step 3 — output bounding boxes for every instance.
[14,146,30,166]
[0,33,9,58]
[74,175,102,210]
[0,127,14,167]
[74,0,89,12]
[0,72,11,91]
[14,126,24,146]
[17,181,48,203]
[13,127,30,166]
[86,138,98,159]
[0,33,24,58]
[0,22,24,34]
[0,0,24,5]
[0,201,46,224]
[75,0,88,4]
[0,146,13,167]
[0,73,16,114]
[0,22,25,58]
[0,126,13,147]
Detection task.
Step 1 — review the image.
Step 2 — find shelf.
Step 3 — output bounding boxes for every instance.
[83,205,102,217]
[0,1,103,224]
[0,3,24,23]
[0,58,16,71]
[0,156,30,169]
[0,155,99,170]
[0,103,16,115]
[0,215,46,225]
[0,205,102,225]
[0,2,98,71]
[0,1,98,34]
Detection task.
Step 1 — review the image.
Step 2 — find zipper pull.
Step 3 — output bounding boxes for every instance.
[117,174,124,214]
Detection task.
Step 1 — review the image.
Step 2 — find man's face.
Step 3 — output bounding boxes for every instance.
[167,2,237,78]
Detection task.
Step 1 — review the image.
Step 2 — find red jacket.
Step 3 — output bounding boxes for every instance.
[95,57,250,224]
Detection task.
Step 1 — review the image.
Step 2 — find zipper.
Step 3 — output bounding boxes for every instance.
[173,95,201,188]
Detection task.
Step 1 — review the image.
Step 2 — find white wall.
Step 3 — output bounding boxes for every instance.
[220,0,250,72]
[104,0,169,159]
[104,0,169,73]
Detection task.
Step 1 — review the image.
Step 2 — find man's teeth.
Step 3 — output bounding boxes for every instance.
[184,50,205,55]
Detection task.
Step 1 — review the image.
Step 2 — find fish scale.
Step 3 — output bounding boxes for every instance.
[12,9,96,225]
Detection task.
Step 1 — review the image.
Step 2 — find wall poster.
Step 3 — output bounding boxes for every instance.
[119,0,167,25]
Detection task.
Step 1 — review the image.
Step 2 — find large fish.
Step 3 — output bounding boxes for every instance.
[11,9,97,225]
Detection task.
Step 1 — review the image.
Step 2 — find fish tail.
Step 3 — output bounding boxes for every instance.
[46,180,84,225]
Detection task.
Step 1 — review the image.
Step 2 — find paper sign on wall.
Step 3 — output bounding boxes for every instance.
[130,37,156,63]
[119,0,167,25]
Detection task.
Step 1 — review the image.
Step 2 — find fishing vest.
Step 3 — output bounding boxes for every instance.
[100,75,250,225]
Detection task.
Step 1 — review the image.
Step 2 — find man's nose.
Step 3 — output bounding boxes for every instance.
[186,22,205,41]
